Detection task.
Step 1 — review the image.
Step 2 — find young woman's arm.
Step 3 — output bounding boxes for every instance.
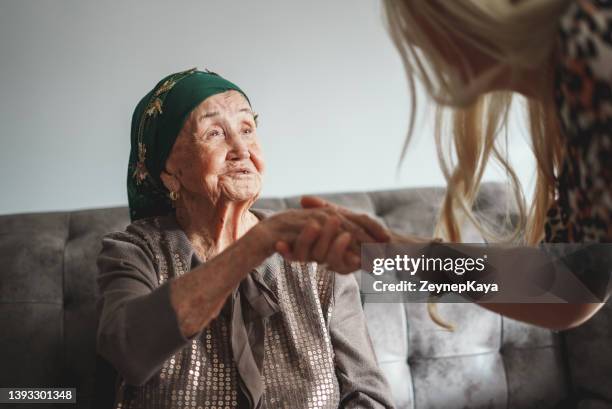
[296,198,610,330]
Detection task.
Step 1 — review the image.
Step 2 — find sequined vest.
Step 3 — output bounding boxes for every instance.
[113,216,340,409]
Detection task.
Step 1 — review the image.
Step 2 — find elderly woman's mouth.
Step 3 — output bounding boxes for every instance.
[225,169,254,176]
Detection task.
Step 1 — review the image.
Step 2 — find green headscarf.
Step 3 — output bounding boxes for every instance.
[127,68,250,221]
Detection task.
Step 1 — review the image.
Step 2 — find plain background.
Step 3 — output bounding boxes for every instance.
[0,0,535,215]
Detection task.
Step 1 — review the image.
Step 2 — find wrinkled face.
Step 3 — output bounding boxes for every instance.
[163,90,264,205]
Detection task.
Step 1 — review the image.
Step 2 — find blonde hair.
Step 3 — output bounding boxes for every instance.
[382,0,569,329]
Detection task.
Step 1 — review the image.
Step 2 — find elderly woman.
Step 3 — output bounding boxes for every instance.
[96,68,394,409]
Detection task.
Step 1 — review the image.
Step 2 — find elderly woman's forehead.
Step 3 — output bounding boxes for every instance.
[194,90,249,113]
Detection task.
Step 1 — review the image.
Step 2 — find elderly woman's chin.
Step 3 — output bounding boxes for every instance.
[218,173,262,203]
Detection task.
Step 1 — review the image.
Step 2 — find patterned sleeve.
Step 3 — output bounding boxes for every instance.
[545,0,612,243]
[96,228,193,386]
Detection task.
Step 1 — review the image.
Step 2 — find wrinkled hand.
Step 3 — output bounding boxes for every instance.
[269,196,392,274]
[257,203,388,274]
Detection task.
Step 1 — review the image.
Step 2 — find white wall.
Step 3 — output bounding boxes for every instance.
[0,0,535,215]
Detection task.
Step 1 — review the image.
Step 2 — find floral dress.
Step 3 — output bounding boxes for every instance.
[545,0,612,244]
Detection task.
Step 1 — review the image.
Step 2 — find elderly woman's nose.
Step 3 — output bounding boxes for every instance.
[226,136,250,160]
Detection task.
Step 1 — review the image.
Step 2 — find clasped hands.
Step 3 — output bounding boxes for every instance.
[257,196,396,274]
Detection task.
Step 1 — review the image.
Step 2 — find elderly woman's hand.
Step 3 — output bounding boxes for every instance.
[256,206,388,274]
[256,199,393,274]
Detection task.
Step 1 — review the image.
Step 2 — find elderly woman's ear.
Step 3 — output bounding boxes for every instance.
[160,169,181,196]
[161,142,186,196]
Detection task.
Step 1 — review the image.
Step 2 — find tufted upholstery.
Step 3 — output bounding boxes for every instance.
[1,182,611,409]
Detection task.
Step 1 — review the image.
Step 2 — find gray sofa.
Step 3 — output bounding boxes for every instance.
[1,182,611,409]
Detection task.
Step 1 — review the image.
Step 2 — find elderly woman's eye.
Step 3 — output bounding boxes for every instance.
[242,127,253,135]
[207,129,224,139]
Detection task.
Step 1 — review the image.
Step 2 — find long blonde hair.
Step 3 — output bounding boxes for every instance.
[382,0,569,329]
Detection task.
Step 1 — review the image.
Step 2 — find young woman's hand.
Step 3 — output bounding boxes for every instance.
[301,196,392,242]
[301,195,438,245]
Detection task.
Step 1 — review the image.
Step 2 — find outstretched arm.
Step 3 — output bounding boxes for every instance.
[295,197,608,330]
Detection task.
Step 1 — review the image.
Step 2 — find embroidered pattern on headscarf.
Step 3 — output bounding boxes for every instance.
[132,67,197,186]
